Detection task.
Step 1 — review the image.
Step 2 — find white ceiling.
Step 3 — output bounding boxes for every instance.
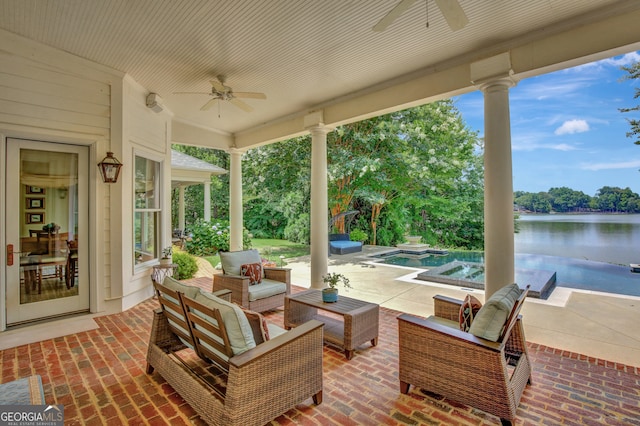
[1,0,639,147]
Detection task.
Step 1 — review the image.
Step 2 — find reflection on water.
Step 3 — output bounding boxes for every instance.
[516,214,640,265]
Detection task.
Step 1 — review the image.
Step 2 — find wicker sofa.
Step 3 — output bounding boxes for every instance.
[146,277,324,426]
[397,284,531,425]
[213,249,291,312]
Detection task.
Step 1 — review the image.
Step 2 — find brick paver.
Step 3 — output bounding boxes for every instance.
[1,279,638,425]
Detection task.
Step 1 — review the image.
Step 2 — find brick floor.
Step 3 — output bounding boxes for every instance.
[1,278,639,425]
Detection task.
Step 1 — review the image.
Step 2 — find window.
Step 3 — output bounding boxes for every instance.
[134,155,161,265]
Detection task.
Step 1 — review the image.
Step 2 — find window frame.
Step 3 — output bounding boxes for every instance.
[132,150,164,269]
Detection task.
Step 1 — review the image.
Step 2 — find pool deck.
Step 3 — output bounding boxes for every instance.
[286,245,640,367]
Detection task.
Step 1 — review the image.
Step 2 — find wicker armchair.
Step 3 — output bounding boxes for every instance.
[213,249,291,312]
[397,284,531,426]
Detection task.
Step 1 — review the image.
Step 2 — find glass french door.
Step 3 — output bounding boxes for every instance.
[5,138,89,325]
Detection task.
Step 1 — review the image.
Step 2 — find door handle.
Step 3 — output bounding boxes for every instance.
[5,245,28,266]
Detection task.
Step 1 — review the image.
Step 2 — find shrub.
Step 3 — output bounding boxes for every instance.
[184,219,252,256]
[349,229,367,243]
[172,250,198,280]
[284,213,310,244]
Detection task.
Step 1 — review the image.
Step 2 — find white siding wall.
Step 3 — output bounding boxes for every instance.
[0,30,170,316]
[120,76,173,311]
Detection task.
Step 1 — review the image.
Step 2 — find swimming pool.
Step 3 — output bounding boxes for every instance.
[373,250,640,297]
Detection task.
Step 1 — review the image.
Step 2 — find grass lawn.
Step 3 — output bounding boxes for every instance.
[203,239,310,269]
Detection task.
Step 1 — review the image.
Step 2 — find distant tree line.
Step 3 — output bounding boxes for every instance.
[514,186,640,213]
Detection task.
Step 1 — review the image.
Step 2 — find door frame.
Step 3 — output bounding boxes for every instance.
[1,132,102,331]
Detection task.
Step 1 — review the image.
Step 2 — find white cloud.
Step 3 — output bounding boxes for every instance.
[555,119,590,135]
[550,143,578,151]
[511,130,581,152]
[512,143,578,152]
[570,51,640,73]
[512,138,578,152]
[513,79,591,101]
[599,52,640,67]
[581,160,640,171]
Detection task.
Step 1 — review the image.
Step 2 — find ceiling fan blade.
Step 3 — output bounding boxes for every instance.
[173,91,210,95]
[232,91,267,100]
[200,98,219,111]
[372,0,417,32]
[230,98,253,112]
[434,0,468,31]
[210,79,226,92]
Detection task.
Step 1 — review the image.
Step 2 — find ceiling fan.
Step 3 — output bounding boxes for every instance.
[373,0,468,32]
[174,76,266,113]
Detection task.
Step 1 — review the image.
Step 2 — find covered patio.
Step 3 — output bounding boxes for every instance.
[2,272,638,425]
[3,1,640,314]
[3,245,639,423]
[1,1,640,424]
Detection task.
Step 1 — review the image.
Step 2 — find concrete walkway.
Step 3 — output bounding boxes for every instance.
[197,246,640,367]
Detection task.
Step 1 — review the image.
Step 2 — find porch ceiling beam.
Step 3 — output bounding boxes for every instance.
[171,119,234,150]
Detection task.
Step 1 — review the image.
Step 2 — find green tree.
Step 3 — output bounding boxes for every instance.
[619,60,640,145]
[514,192,552,213]
[324,101,483,248]
[548,187,591,212]
[592,186,640,212]
[243,136,312,243]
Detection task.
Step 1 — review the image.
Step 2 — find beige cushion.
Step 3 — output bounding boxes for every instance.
[247,279,287,302]
[194,289,256,355]
[267,323,287,339]
[162,275,199,299]
[468,283,521,342]
[220,249,261,276]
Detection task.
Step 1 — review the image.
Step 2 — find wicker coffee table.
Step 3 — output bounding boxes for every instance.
[284,289,379,359]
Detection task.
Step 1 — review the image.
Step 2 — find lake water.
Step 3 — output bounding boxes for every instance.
[377,213,640,297]
[515,213,640,265]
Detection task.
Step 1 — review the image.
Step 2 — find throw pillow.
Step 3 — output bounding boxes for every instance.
[238,305,270,344]
[240,262,263,285]
[459,294,483,332]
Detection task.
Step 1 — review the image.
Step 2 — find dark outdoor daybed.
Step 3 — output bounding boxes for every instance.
[329,233,362,255]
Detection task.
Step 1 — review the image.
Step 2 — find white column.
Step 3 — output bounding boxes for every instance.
[203,181,211,222]
[178,186,185,231]
[309,125,331,289]
[479,77,516,298]
[229,149,243,252]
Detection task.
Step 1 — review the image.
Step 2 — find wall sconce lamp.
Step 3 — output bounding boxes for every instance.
[98,152,123,183]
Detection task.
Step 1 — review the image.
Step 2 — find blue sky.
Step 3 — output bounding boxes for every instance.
[454,51,640,197]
